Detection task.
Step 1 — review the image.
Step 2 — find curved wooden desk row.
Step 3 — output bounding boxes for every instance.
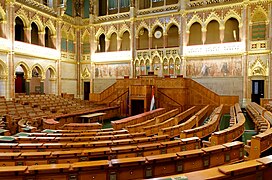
[0,135,173,152]
[209,111,245,146]
[247,103,271,132]
[142,107,198,136]
[248,128,272,159]
[127,108,180,134]
[111,108,167,130]
[14,132,146,143]
[0,141,244,180]
[27,128,131,137]
[159,105,211,138]
[179,105,223,139]
[149,155,272,180]
[0,137,201,166]
[45,106,120,129]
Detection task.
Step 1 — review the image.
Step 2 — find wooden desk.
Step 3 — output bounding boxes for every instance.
[146,153,178,177]
[111,157,146,180]
[218,160,262,176]
[28,164,71,171]
[73,160,109,180]
[0,166,27,173]
[79,112,106,123]
[256,155,272,165]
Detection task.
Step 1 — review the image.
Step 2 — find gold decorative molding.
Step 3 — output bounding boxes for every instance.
[81,67,91,79]
[248,56,268,77]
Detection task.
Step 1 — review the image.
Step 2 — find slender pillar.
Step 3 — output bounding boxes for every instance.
[6,1,15,99]
[40,80,44,94]
[25,79,30,95]
[24,27,31,43]
[39,31,45,46]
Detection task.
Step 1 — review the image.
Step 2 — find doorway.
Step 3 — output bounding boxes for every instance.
[251,80,264,104]
[84,82,90,100]
[15,72,26,93]
[131,100,144,116]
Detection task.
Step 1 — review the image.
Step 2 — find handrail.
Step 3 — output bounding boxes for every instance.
[109,89,129,106]
[157,89,182,107]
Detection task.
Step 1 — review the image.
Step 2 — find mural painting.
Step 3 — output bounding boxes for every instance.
[95,63,130,78]
[186,57,242,77]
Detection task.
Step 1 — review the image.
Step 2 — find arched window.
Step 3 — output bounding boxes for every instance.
[138,28,149,50]
[224,18,239,42]
[15,17,25,42]
[152,26,163,49]
[121,31,130,51]
[206,20,220,44]
[188,22,202,45]
[109,32,117,51]
[167,25,179,47]
[98,34,106,52]
[45,27,54,48]
[31,22,39,45]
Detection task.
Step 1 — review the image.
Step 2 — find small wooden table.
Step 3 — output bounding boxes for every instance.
[79,112,106,123]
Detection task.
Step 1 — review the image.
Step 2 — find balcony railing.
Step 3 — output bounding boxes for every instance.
[92,51,132,63]
[95,12,130,23]
[137,4,179,16]
[187,0,243,9]
[15,41,60,59]
[184,42,245,56]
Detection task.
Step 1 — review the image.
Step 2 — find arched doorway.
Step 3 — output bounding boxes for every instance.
[30,66,43,94]
[44,67,56,94]
[15,65,27,94]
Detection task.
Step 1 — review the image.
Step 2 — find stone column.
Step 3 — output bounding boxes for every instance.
[51,35,57,49]
[40,80,44,94]
[149,32,152,49]
[219,27,224,43]
[25,79,30,95]
[39,31,45,46]
[201,28,206,44]
[117,36,122,51]
[130,5,136,78]
[163,33,168,48]
[24,27,31,43]
[76,27,81,98]
[6,1,15,99]
[105,38,110,52]
[56,19,62,95]
[242,3,249,107]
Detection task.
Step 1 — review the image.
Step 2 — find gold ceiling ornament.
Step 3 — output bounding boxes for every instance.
[95,26,105,40]
[186,13,202,32]
[251,5,267,23]
[248,56,268,77]
[0,4,6,23]
[44,19,56,36]
[136,20,149,37]
[31,13,44,32]
[118,23,130,38]
[15,8,30,27]
[106,25,118,39]
[0,60,7,80]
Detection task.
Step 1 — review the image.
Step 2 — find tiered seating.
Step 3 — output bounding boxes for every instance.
[246,102,270,133]
[180,105,223,139]
[111,108,167,130]
[127,108,180,135]
[207,103,245,146]
[150,155,272,180]
[245,102,272,159]
[0,94,120,134]
[0,141,244,180]
[0,137,200,165]
[159,105,210,138]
